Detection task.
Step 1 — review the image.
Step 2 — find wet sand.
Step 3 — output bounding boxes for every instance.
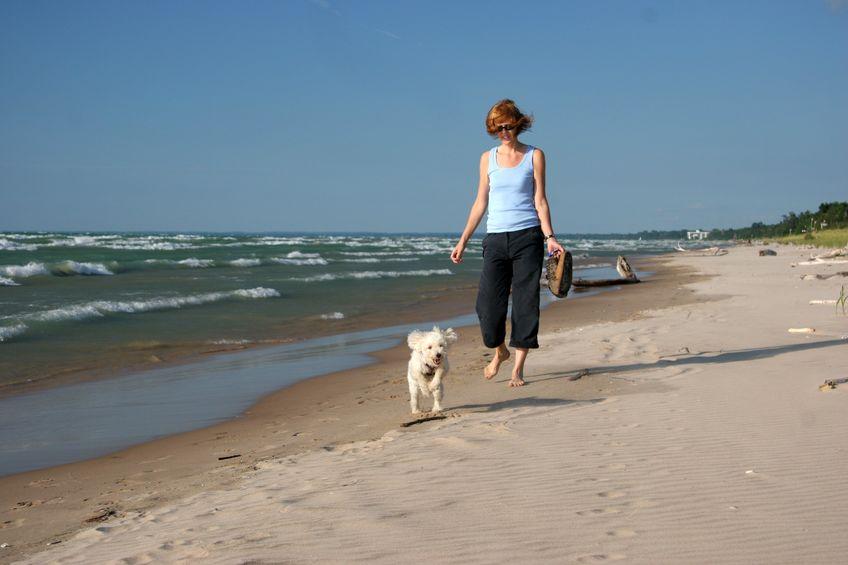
[0,257,704,562]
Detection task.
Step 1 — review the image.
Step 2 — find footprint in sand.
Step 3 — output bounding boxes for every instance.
[607,528,637,538]
[576,553,627,563]
[26,478,57,488]
[599,463,628,471]
[597,490,627,499]
[623,499,659,509]
[576,507,622,516]
[0,518,25,529]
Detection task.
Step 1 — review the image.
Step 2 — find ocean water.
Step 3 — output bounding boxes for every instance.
[0,232,698,392]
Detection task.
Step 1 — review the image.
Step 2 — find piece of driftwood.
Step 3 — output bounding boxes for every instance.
[615,255,638,280]
[573,277,641,288]
[572,255,640,288]
[798,258,848,266]
[676,246,727,256]
[800,272,848,280]
[401,414,448,427]
[812,247,847,260]
[819,377,848,391]
[217,454,241,461]
[788,327,816,334]
[759,249,777,256]
[85,508,118,523]
[571,255,641,288]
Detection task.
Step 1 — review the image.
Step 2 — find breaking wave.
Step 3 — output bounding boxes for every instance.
[144,258,215,268]
[52,261,114,276]
[0,262,50,278]
[0,261,114,281]
[0,287,280,342]
[229,258,262,267]
[0,238,38,251]
[0,323,28,341]
[291,269,453,283]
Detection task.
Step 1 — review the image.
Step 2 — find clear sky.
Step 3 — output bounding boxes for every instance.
[1,0,846,234]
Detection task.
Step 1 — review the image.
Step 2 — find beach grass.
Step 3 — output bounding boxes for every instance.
[766,228,848,248]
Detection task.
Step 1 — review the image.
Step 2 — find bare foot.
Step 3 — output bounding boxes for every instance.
[484,348,510,380]
[508,373,525,387]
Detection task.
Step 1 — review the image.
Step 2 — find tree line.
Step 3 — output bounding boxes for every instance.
[708,201,848,240]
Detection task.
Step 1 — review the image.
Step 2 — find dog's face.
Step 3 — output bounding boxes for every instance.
[407,326,458,368]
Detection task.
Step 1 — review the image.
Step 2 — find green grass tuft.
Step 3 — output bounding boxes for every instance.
[766,228,848,248]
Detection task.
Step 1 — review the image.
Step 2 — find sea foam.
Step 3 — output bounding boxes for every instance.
[0,276,20,286]
[145,258,215,268]
[292,269,452,283]
[230,258,262,267]
[0,323,28,341]
[0,262,50,278]
[0,239,38,251]
[271,256,328,266]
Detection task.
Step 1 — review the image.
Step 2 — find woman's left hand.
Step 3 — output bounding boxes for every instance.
[547,237,565,258]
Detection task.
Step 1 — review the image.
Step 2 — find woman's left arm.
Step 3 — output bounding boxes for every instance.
[533,148,565,256]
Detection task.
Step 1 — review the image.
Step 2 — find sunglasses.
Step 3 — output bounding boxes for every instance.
[495,123,517,132]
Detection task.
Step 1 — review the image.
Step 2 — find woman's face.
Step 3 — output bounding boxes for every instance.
[494,118,519,143]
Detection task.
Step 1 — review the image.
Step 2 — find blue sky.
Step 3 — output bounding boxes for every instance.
[1,0,846,233]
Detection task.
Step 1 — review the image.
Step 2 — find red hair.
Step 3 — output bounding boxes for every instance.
[485,99,534,137]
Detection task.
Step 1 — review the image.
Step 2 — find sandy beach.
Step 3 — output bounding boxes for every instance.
[3,245,848,564]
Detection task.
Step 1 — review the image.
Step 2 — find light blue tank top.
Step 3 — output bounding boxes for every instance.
[486,145,541,233]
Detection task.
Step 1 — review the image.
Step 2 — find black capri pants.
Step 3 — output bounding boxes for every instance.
[475,225,545,349]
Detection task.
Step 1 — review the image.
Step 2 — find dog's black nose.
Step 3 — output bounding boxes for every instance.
[435,353,442,358]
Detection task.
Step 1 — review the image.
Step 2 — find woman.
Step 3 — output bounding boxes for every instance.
[450,99,565,387]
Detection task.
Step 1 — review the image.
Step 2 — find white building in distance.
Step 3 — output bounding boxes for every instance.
[687,229,710,240]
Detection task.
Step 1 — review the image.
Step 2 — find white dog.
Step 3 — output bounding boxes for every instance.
[406,326,458,413]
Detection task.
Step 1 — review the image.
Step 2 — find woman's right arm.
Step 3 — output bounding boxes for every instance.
[450,152,490,264]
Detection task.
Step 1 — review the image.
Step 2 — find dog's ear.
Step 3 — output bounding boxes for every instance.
[444,327,458,344]
[407,330,425,350]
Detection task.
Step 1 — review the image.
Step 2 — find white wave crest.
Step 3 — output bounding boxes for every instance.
[53,261,114,276]
[144,258,216,268]
[10,287,280,326]
[296,273,336,282]
[179,258,215,268]
[271,256,328,266]
[233,287,280,299]
[321,312,345,320]
[286,251,321,258]
[0,262,50,278]
[292,269,452,283]
[338,249,449,257]
[340,257,419,263]
[0,323,28,342]
[340,258,380,263]
[230,258,262,267]
[0,276,20,286]
[0,239,38,251]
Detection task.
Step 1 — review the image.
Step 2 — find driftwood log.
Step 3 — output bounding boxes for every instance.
[813,247,847,260]
[819,377,848,391]
[573,256,640,288]
[401,414,448,427]
[800,272,848,280]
